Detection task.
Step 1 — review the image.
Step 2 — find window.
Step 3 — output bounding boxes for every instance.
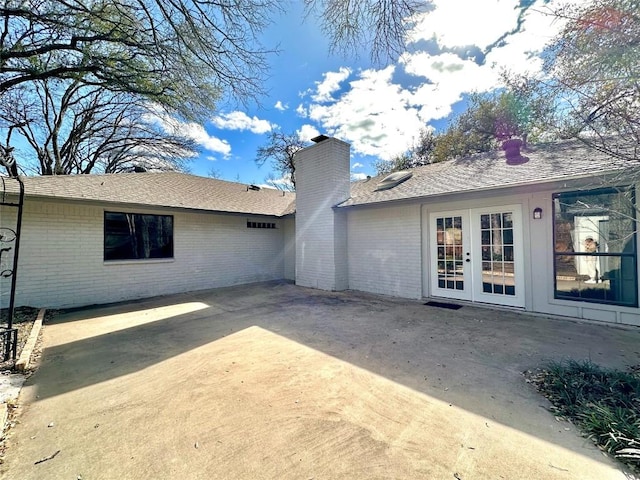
[376,170,412,191]
[553,187,637,307]
[104,212,173,261]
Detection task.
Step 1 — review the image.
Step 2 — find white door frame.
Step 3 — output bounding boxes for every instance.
[429,205,525,307]
[429,210,472,301]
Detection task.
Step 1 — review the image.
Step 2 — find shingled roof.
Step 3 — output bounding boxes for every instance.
[340,140,639,208]
[6,140,638,215]
[19,172,295,217]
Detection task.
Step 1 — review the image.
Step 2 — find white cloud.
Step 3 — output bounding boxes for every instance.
[265,173,294,191]
[409,0,520,49]
[351,172,369,181]
[296,104,308,117]
[307,66,424,159]
[181,123,232,155]
[352,162,364,169]
[401,51,502,106]
[297,124,321,143]
[274,101,287,111]
[312,67,352,102]
[211,111,273,134]
[298,0,573,161]
[145,109,231,156]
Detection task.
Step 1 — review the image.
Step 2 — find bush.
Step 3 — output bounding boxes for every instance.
[529,360,640,473]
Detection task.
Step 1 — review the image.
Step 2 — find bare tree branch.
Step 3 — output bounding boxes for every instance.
[1,80,197,175]
[255,132,308,189]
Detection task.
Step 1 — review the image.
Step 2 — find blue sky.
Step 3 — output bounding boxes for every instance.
[171,0,575,187]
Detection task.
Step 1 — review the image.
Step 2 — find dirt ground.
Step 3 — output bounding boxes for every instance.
[2,281,640,479]
[0,307,39,371]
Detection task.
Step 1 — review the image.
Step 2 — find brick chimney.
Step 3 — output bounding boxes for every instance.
[294,136,350,291]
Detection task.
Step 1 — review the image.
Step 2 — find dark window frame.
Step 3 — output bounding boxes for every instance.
[104,211,174,261]
[552,186,638,307]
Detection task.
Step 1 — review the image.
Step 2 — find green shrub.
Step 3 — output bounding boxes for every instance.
[530,360,640,473]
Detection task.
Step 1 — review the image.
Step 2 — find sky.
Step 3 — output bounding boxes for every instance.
[171,0,576,187]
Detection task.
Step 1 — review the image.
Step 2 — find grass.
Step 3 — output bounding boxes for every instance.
[528,359,640,473]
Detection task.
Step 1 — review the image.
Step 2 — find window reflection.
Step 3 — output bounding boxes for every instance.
[480,212,515,296]
[553,188,637,307]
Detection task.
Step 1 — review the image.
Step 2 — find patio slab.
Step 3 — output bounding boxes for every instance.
[2,281,639,479]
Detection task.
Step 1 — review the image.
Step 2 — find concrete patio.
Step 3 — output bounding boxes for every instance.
[2,281,639,479]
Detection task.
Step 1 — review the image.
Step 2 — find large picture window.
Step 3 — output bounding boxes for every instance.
[104,212,173,261]
[553,187,637,307]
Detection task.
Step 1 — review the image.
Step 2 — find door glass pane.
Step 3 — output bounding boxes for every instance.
[504,246,514,261]
[435,215,465,291]
[503,228,513,245]
[480,211,516,296]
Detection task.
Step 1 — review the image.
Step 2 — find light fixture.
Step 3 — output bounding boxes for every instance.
[533,207,542,220]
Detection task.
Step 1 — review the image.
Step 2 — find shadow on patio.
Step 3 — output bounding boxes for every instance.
[6,281,640,479]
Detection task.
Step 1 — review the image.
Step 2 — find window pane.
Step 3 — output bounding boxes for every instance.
[554,188,635,254]
[503,229,513,245]
[555,258,637,306]
[553,187,637,307]
[105,212,173,261]
[504,246,514,262]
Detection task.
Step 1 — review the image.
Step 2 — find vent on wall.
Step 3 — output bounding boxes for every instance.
[375,170,413,191]
[247,221,276,229]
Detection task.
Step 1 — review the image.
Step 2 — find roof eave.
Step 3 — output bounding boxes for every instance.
[24,193,290,218]
[336,168,632,210]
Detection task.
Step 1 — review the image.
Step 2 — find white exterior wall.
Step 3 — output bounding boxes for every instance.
[347,204,422,299]
[342,187,640,327]
[0,204,20,310]
[527,190,640,327]
[4,199,285,308]
[415,188,640,327]
[295,138,350,291]
[283,217,296,281]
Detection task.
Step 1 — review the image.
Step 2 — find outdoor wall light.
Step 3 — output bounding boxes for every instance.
[533,207,543,220]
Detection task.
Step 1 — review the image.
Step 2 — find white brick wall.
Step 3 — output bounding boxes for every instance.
[347,204,422,299]
[283,217,296,280]
[295,138,350,291]
[0,205,19,309]
[3,199,285,308]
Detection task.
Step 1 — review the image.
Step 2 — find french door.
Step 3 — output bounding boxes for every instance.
[430,206,524,307]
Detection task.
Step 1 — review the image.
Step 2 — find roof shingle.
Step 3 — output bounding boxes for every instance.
[18,172,295,217]
[340,140,639,208]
